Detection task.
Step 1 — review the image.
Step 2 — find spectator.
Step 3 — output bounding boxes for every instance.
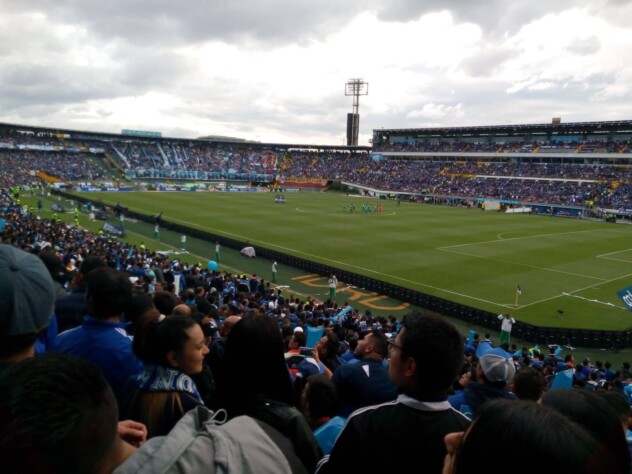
[331,329,397,417]
[448,344,516,416]
[54,255,106,333]
[0,244,55,373]
[222,314,322,473]
[300,374,345,456]
[442,399,620,474]
[541,388,631,473]
[152,290,177,317]
[597,390,632,458]
[311,330,342,378]
[0,354,145,474]
[37,250,68,298]
[510,366,546,402]
[124,292,158,336]
[205,314,241,410]
[122,315,208,438]
[53,267,142,404]
[285,329,308,379]
[316,311,470,473]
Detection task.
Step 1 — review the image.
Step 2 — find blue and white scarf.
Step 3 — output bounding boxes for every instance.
[136,365,203,404]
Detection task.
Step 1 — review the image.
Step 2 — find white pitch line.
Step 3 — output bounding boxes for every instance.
[439,247,608,281]
[438,228,605,250]
[517,272,632,309]
[597,249,632,258]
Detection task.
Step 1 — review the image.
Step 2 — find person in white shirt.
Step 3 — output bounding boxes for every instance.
[328,275,338,301]
[498,313,516,346]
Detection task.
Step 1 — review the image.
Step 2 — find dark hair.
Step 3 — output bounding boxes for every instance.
[542,389,631,473]
[190,311,215,338]
[0,353,119,474]
[223,314,294,415]
[293,330,307,347]
[195,298,213,316]
[85,267,132,319]
[0,333,38,359]
[153,290,177,316]
[79,255,107,275]
[450,399,616,474]
[597,390,631,425]
[38,250,66,284]
[401,311,464,396]
[304,374,340,420]
[346,336,359,352]
[321,331,340,357]
[511,367,545,401]
[125,291,156,334]
[134,315,197,366]
[366,329,389,358]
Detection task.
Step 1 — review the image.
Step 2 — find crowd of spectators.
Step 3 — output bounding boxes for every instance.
[0,150,104,183]
[0,179,632,471]
[1,126,631,209]
[372,138,629,154]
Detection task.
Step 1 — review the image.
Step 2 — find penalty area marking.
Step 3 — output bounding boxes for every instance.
[596,248,632,263]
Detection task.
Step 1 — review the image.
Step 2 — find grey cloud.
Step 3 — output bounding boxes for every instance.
[0,59,136,114]
[5,1,372,48]
[116,49,195,88]
[375,1,585,37]
[566,36,601,56]
[5,1,629,50]
[460,47,519,77]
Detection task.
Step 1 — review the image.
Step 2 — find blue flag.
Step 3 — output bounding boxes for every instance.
[0,218,5,232]
[551,368,574,389]
[617,286,632,312]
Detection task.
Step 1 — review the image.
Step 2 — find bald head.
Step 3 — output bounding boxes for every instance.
[221,315,242,337]
[172,304,192,317]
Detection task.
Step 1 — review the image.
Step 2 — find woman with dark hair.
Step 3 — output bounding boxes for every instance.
[443,399,624,474]
[222,314,322,473]
[122,315,209,438]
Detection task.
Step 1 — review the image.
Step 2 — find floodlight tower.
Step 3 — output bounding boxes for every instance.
[345,78,368,146]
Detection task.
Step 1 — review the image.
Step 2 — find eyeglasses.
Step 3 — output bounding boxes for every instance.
[387,337,402,352]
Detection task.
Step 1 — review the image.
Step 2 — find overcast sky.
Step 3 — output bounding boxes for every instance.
[1,1,631,146]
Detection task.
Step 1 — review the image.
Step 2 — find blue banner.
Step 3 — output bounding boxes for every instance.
[0,218,5,232]
[102,222,126,238]
[617,285,632,312]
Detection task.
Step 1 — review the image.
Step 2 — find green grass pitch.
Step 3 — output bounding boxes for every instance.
[80,191,632,331]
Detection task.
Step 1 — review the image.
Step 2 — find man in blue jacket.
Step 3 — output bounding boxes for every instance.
[331,330,397,417]
[54,266,142,404]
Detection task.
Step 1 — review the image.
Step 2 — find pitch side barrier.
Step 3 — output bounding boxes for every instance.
[60,190,632,350]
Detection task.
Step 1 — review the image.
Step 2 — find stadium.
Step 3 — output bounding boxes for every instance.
[1,118,631,353]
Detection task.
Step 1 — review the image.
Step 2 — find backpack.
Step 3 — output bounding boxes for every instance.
[114,406,306,474]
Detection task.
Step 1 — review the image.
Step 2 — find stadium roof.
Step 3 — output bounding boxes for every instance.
[373,120,632,138]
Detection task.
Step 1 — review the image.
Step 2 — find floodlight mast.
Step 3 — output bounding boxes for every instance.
[345,78,368,146]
